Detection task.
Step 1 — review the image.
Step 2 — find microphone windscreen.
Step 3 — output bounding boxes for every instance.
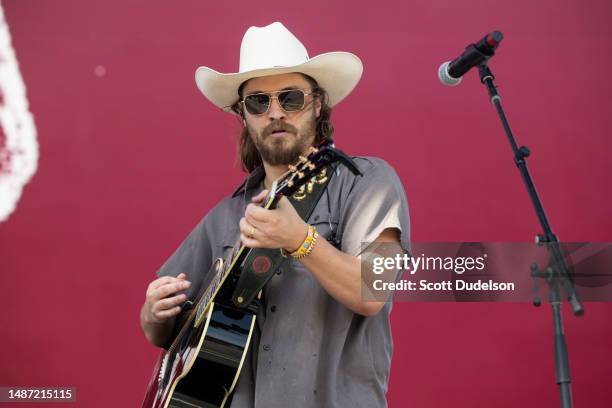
[438,61,462,87]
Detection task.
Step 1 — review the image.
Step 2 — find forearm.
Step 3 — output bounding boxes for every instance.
[140,303,176,348]
[298,236,384,316]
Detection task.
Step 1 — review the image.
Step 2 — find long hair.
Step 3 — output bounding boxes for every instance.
[230,74,334,173]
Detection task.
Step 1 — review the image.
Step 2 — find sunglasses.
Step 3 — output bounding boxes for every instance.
[242,89,316,115]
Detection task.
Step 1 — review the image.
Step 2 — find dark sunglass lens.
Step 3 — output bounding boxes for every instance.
[279,90,305,111]
[244,94,270,114]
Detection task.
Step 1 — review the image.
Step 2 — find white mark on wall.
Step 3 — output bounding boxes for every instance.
[94,65,106,77]
[0,1,38,222]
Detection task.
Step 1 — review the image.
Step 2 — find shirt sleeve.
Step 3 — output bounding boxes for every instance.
[338,158,411,257]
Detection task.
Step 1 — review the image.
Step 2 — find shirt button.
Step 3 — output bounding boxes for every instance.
[270,305,277,313]
[263,344,271,351]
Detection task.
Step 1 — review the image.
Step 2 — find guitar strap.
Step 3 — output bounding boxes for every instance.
[230,163,336,310]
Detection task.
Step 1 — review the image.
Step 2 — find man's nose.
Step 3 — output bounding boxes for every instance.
[267,96,286,121]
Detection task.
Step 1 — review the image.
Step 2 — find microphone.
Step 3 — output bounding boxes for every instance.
[438,31,503,86]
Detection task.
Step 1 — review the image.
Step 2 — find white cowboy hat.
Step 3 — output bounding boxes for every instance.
[195,22,363,112]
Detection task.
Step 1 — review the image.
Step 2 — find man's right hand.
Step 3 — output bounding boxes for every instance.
[140,273,191,347]
[142,273,192,324]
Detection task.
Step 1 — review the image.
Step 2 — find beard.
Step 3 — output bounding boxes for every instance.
[248,112,316,166]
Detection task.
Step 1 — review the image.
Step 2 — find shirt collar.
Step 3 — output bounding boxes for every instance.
[231,165,266,198]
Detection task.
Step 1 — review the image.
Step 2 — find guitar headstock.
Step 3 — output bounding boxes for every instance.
[262,139,361,206]
[275,141,335,197]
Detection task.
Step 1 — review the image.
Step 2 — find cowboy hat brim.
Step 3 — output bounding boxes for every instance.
[195,51,363,113]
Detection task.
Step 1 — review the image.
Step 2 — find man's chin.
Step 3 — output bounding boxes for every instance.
[262,152,301,166]
[257,133,314,165]
[260,145,303,166]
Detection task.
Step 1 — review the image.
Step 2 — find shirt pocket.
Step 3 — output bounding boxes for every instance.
[307,205,340,245]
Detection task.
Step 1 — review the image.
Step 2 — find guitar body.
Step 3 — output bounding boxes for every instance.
[142,302,256,408]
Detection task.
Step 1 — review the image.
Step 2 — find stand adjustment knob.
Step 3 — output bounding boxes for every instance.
[535,234,547,245]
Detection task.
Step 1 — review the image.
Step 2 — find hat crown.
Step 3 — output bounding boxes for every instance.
[239,22,309,72]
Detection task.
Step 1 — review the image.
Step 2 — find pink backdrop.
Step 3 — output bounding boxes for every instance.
[1,1,611,407]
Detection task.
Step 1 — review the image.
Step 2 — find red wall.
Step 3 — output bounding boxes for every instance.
[1,1,610,407]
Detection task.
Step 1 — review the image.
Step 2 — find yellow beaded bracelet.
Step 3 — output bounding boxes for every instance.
[281,225,318,259]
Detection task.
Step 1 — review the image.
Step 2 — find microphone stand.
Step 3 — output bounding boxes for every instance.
[477,62,584,408]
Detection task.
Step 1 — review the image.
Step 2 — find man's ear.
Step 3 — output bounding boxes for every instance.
[239,107,246,126]
[315,98,322,118]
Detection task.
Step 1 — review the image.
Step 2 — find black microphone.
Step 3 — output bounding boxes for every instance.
[438,31,503,86]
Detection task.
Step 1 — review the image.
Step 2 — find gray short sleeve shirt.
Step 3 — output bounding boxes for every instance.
[156,156,411,408]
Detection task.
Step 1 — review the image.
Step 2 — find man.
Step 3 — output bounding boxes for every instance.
[140,22,410,408]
